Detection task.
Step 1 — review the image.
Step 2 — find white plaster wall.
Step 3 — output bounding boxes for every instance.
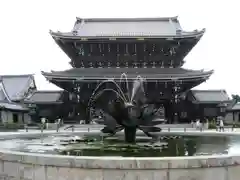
[23,113,31,123]
[234,112,239,122]
[225,112,234,123]
[1,111,13,123]
[0,111,31,124]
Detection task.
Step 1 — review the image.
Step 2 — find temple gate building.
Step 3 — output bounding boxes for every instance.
[41,17,222,123]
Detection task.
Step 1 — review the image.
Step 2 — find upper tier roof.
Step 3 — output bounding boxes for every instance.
[42,68,213,81]
[50,17,205,39]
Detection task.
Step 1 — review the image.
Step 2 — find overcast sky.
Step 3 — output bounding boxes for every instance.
[0,0,238,95]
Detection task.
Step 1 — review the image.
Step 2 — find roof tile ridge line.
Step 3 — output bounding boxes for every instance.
[192,90,225,94]
[194,89,225,92]
[14,75,35,100]
[76,16,179,22]
[0,82,11,102]
[34,90,64,93]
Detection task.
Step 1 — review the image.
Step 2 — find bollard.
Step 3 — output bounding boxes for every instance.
[88,128,89,132]
[168,127,170,132]
[72,126,74,132]
[41,124,43,133]
[25,124,28,132]
[184,127,186,132]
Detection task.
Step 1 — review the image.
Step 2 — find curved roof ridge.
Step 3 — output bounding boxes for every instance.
[0,82,11,102]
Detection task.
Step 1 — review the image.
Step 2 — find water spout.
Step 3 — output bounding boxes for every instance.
[90,80,128,102]
[130,75,145,103]
[120,73,130,101]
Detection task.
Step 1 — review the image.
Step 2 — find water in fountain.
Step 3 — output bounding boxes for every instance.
[2,134,240,157]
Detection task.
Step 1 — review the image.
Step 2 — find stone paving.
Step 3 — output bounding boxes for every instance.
[0,126,237,141]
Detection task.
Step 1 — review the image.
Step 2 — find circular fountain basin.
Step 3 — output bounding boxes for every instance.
[0,130,240,180]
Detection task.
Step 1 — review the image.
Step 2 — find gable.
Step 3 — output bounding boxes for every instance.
[0,74,36,101]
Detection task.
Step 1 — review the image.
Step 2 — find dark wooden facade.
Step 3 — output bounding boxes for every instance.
[184,90,231,122]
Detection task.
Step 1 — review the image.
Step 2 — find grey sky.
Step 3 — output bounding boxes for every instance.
[0,0,238,95]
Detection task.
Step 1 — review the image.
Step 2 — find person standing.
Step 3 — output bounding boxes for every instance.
[191,121,194,128]
[196,119,201,130]
[219,117,224,132]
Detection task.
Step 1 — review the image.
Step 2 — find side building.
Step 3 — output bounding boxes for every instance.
[183,90,232,122]
[24,90,77,123]
[0,74,36,124]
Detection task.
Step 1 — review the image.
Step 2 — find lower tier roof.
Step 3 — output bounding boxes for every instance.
[42,68,213,81]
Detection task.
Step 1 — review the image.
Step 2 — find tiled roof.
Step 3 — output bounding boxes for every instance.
[25,90,63,103]
[0,74,35,101]
[230,103,240,111]
[191,90,230,103]
[42,68,213,80]
[50,17,205,39]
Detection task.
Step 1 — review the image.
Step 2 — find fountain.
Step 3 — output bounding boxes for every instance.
[0,17,238,180]
[87,73,164,143]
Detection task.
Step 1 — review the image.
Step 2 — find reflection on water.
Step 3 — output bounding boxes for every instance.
[0,135,240,157]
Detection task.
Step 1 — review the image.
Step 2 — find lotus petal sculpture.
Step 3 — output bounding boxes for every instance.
[88,74,165,143]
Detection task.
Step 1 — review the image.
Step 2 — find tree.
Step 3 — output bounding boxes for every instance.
[231,94,240,102]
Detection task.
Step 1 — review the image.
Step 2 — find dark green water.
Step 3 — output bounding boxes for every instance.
[59,135,232,157]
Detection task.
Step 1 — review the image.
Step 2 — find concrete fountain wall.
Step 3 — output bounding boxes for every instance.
[1,131,240,180]
[0,150,240,180]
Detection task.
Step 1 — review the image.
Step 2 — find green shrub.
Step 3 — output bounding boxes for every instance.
[208,122,217,129]
[0,123,24,130]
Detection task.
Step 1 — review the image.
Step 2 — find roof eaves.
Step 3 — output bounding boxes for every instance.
[41,70,213,81]
[0,102,29,111]
[49,28,205,40]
